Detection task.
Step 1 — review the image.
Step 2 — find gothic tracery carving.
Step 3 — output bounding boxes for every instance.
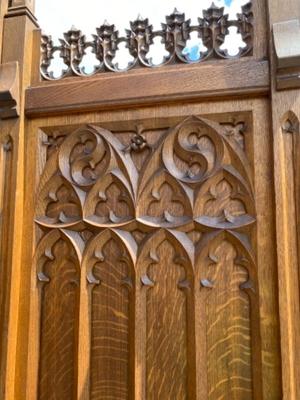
[40,2,253,80]
[34,113,260,398]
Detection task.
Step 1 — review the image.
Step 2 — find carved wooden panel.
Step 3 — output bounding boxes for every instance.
[199,237,254,400]
[33,113,262,399]
[84,230,135,400]
[36,231,80,400]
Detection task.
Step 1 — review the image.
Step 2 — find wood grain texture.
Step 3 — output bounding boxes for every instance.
[1,0,291,398]
[0,7,37,400]
[0,0,8,61]
[146,240,188,400]
[267,0,300,398]
[90,238,130,400]
[205,241,252,400]
[0,135,13,398]
[25,59,270,117]
[38,238,79,400]
[22,97,281,400]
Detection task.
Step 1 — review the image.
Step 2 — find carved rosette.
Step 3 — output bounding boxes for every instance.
[40,2,253,80]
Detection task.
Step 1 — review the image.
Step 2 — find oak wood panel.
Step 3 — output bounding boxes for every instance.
[267,0,300,398]
[25,59,270,117]
[0,9,37,399]
[38,237,80,400]
[205,241,252,400]
[22,99,281,400]
[90,238,131,400]
[145,240,188,400]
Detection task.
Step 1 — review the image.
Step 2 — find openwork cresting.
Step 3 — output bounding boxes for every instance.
[40,2,253,80]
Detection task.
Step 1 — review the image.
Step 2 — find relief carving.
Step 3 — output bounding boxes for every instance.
[34,113,260,398]
[40,2,253,80]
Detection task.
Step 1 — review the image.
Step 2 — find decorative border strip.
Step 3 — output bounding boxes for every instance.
[40,2,253,80]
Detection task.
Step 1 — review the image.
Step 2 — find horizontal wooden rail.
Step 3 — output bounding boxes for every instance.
[25,58,270,117]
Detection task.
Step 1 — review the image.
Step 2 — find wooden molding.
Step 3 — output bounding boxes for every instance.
[6,0,38,26]
[25,59,270,117]
[273,19,300,89]
[0,61,19,119]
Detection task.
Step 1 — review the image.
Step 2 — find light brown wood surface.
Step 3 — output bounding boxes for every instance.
[267,0,300,399]
[0,0,300,398]
[21,99,281,399]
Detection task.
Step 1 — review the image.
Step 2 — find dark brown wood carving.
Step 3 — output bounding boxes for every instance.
[40,2,253,80]
[34,114,261,399]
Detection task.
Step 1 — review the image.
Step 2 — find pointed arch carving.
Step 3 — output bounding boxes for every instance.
[195,230,262,400]
[82,229,136,399]
[34,229,83,400]
[83,169,135,227]
[194,166,255,229]
[137,170,193,228]
[32,111,260,399]
[137,229,195,400]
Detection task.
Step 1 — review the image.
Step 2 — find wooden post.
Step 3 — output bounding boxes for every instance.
[267,1,300,399]
[0,1,38,399]
[0,0,8,61]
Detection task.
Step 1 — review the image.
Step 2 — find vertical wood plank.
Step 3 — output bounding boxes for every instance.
[267,1,300,398]
[0,4,39,399]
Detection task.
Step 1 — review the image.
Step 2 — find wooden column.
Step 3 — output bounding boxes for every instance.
[267,1,300,399]
[0,0,8,60]
[0,1,38,399]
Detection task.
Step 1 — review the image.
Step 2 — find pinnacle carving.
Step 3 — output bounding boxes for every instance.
[40,2,253,80]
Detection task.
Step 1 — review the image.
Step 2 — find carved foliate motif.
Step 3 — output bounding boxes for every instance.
[40,2,253,80]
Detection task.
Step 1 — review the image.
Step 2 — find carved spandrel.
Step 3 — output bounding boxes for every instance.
[36,115,254,231]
